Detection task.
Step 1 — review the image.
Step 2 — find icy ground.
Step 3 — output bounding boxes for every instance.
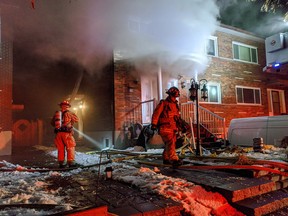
[0,145,287,216]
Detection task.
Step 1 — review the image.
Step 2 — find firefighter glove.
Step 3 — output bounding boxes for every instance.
[151,124,157,130]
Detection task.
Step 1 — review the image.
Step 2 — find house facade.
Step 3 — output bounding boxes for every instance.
[195,24,287,124]
[0,3,15,155]
[3,10,288,152]
[113,24,288,148]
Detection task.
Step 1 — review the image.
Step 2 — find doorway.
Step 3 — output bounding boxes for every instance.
[267,89,286,115]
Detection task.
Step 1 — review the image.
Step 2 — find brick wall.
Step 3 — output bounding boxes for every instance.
[0,42,13,131]
[190,29,288,127]
[114,61,141,131]
[113,25,288,144]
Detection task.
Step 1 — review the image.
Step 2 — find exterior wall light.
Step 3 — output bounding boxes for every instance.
[104,166,113,180]
[188,78,208,156]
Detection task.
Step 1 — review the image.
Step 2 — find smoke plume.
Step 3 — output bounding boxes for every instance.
[12,0,220,75]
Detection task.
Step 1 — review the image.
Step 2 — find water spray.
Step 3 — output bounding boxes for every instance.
[73,128,102,149]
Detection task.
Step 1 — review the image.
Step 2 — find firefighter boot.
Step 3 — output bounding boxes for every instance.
[59,161,67,168]
[171,160,183,167]
[68,160,79,168]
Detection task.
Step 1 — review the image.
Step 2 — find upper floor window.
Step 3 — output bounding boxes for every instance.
[236,86,261,105]
[206,36,218,56]
[233,42,258,64]
[200,82,221,104]
[128,18,141,33]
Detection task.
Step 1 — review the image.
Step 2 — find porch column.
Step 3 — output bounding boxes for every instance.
[157,65,163,100]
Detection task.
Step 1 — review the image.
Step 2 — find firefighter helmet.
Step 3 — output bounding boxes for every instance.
[58,100,71,107]
[166,87,180,97]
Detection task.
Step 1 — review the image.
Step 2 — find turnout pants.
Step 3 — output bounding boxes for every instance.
[54,132,76,166]
[159,128,179,161]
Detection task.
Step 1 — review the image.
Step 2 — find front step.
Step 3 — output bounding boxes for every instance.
[260,173,288,191]
[232,189,288,216]
[215,178,276,202]
[213,170,288,216]
[275,178,288,190]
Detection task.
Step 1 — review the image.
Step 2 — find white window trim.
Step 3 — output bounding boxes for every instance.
[200,82,221,104]
[232,41,258,64]
[236,85,261,105]
[206,36,218,57]
[267,88,286,115]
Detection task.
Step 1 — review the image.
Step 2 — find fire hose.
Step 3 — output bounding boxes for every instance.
[181,165,288,177]
[0,150,287,178]
[137,160,288,177]
[0,150,156,173]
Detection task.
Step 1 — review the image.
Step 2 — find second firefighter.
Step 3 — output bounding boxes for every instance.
[151,87,188,166]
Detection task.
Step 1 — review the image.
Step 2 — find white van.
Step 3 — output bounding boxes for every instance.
[227,115,288,146]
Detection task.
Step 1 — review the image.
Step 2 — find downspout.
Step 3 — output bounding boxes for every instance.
[157,64,163,100]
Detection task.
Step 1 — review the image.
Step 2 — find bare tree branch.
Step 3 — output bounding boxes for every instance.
[248,0,288,21]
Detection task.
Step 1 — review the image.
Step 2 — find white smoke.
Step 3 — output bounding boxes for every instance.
[12,0,220,76]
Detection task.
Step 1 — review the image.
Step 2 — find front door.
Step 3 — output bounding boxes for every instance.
[141,76,157,124]
[271,90,281,115]
[267,89,286,115]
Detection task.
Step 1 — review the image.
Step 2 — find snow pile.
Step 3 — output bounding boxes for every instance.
[217,145,287,160]
[112,165,244,216]
[0,160,18,169]
[0,170,75,215]
[49,150,102,165]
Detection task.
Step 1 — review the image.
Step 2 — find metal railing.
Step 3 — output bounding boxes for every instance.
[122,99,156,126]
[180,102,226,140]
[122,99,226,141]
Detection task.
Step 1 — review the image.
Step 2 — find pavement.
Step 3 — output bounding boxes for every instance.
[0,145,184,216]
[0,145,287,216]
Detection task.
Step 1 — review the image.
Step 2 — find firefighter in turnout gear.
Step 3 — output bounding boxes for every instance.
[151,87,187,166]
[51,100,79,168]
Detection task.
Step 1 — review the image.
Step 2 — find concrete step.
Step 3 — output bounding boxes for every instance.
[261,172,287,181]
[261,173,288,190]
[232,189,288,216]
[215,178,276,202]
[275,178,288,190]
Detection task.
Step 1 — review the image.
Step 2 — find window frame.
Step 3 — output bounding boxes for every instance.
[206,36,218,57]
[232,42,258,64]
[236,86,261,105]
[199,82,221,104]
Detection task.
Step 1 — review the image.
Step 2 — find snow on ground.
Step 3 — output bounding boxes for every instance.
[0,145,287,215]
[0,167,75,215]
[112,164,244,216]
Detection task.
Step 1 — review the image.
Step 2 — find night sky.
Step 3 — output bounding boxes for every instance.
[3,0,288,121]
[217,0,288,38]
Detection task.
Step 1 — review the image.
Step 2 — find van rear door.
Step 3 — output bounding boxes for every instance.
[228,117,268,146]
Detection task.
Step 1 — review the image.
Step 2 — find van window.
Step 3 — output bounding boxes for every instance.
[236,86,261,105]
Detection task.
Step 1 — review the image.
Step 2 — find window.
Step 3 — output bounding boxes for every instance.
[233,42,258,63]
[236,86,261,104]
[200,83,221,103]
[128,16,148,33]
[128,19,141,33]
[206,36,218,56]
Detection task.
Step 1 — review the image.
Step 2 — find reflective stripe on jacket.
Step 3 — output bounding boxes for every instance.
[151,97,180,130]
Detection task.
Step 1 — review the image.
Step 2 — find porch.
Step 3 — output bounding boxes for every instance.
[119,99,227,148]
